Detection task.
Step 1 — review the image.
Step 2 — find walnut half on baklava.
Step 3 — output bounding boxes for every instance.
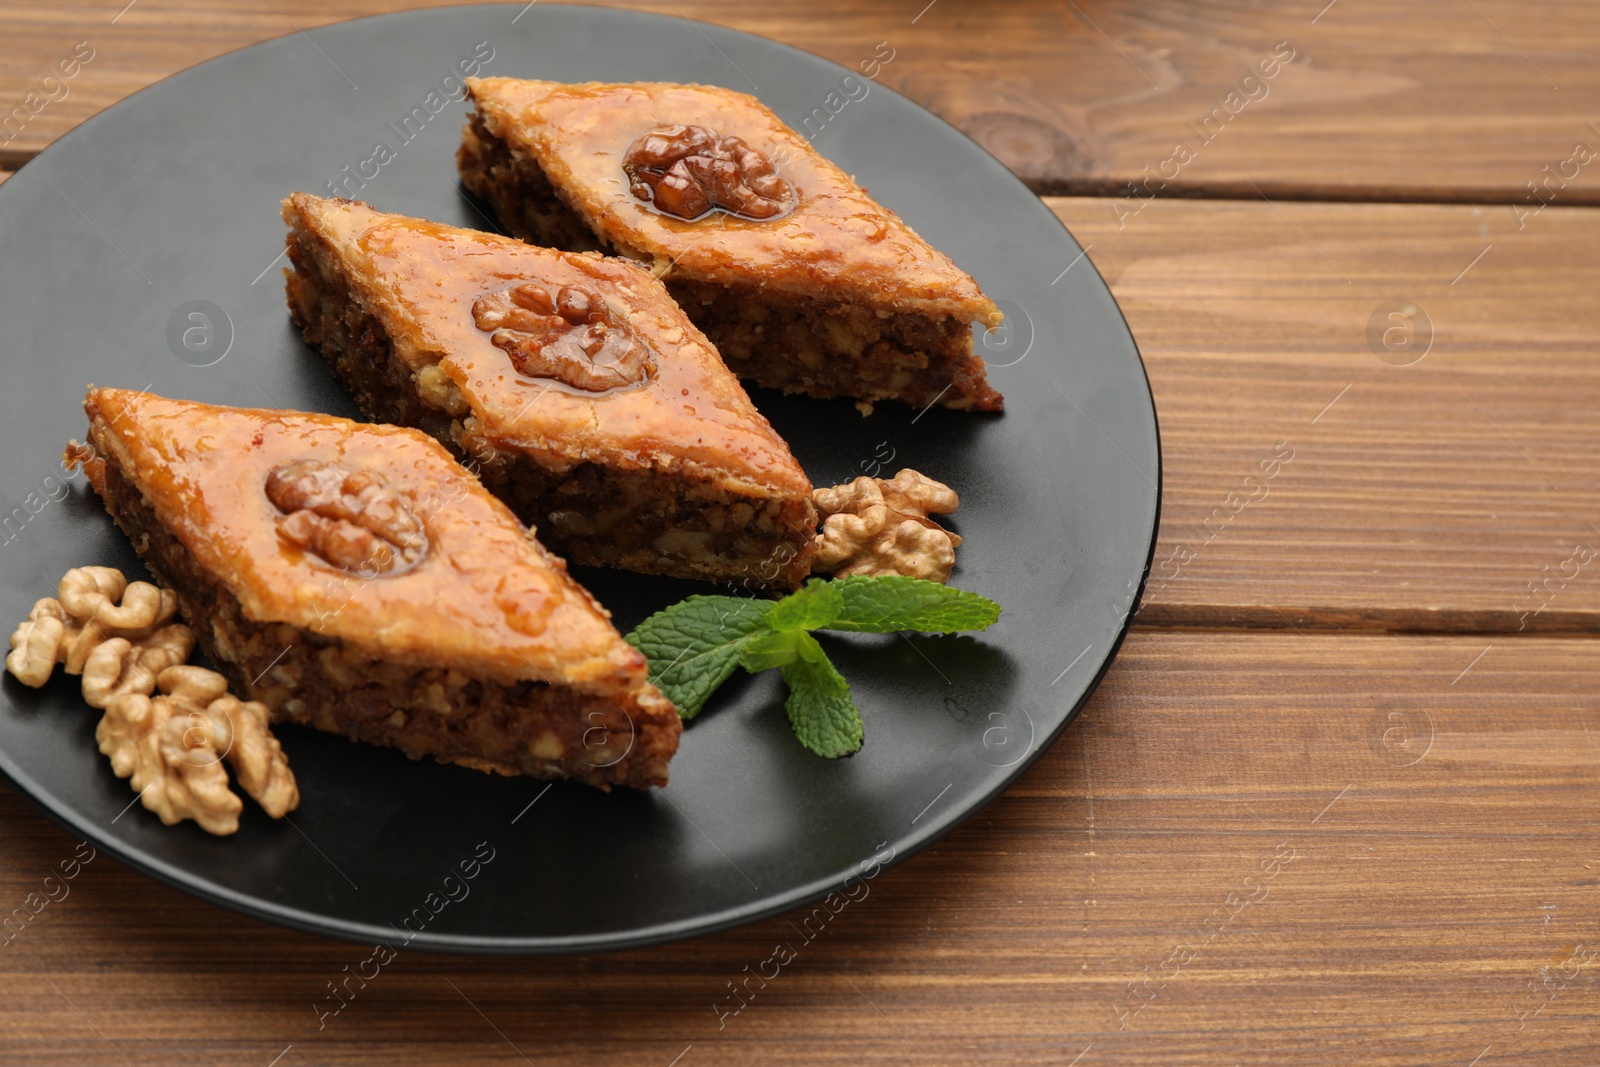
[282,193,817,589]
[70,387,679,790]
[458,78,1005,413]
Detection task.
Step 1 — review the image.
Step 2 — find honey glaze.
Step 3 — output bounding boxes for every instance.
[471,281,656,392]
[295,199,809,494]
[466,78,999,315]
[79,387,641,684]
[622,123,795,222]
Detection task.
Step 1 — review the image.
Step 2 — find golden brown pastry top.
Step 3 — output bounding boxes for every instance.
[463,78,1002,324]
[283,194,811,500]
[79,388,651,690]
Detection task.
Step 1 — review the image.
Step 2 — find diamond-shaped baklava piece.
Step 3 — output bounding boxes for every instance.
[283,193,817,589]
[73,387,679,789]
[458,78,1004,413]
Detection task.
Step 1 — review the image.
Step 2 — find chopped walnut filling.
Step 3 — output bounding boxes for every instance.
[7,566,299,836]
[266,460,427,574]
[622,124,793,221]
[812,469,963,583]
[473,282,654,392]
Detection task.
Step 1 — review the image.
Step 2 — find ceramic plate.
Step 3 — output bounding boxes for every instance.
[0,3,1159,953]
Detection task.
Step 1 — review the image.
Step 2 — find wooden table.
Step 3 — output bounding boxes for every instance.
[4,2,1599,1063]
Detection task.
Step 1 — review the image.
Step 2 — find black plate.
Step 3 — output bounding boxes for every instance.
[0,4,1158,954]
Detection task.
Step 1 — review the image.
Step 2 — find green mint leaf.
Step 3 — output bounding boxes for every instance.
[625,596,774,720]
[779,632,863,758]
[827,575,1002,633]
[627,576,1001,755]
[764,578,844,633]
[737,629,803,673]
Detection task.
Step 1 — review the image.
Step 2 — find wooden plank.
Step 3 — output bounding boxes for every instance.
[1,631,1595,1064]
[1043,196,1600,632]
[2,1,1599,200]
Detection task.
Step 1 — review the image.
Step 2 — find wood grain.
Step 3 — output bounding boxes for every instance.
[2,631,1596,1065]
[1,4,1595,1067]
[3,1,1600,201]
[1044,196,1600,632]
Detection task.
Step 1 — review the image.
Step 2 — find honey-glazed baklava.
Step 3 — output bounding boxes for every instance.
[458,78,1005,413]
[70,387,679,789]
[282,193,816,589]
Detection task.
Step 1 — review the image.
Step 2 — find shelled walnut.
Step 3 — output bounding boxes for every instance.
[80,627,194,709]
[6,567,187,687]
[812,469,963,583]
[99,673,243,836]
[622,124,793,220]
[99,666,298,835]
[266,460,427,574]
[473,282,654,391]
[7,566,300,837]
[7,597,91,686]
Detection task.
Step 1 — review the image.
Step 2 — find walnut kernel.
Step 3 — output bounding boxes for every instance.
[58,565,178,636]
[473,282,653,391]
[812,469,963,582]
[266,461,427,574]
[6,599,73,687]
[99,681,243,837]
[8,567,300,838]
[98,664,299,835]
[622,124,793,221]
[6,568,184,687]
[79,625,194,709]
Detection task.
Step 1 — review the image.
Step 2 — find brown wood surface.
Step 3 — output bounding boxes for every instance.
[4,2,1600,1065]
[1045,197,1600,633]
[3,1,1600,201]
[3,633,1596,1065]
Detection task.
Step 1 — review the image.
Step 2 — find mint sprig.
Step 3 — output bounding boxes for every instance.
[625,576,1001,757]
[777,633,862,758]
[624,596,774,720]
[830,574,1001,633]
